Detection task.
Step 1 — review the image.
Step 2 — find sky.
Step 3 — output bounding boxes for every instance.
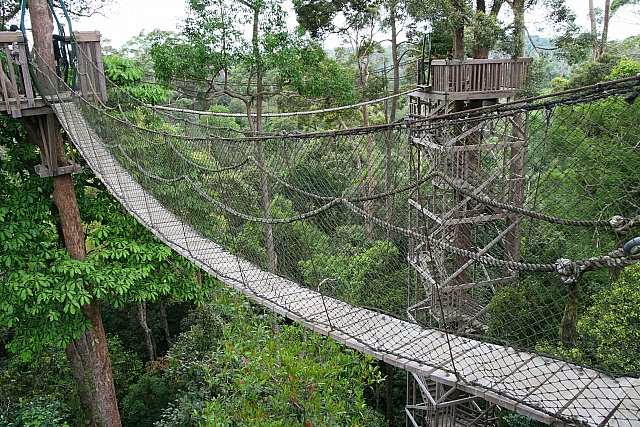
[68,0,640,50]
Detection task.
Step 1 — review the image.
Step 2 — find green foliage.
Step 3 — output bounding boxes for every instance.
[2,397,71,427]
[121,286,384,426]
[104,54,170,105]
[469,11,503,55]
[0,335,142,425]
[488,277,565,348]
[565,54,621,88]
[0,117,209,359]
[104,55,145,85]
[577,265,640,374]
[300,228,406,316]
[609,57,640,79]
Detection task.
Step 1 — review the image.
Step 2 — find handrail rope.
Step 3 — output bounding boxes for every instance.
[112,143,250,179]
[411,84,640,134]
[27,40,640,273]
[249,149,640,232]
[72,46,409,131]
[31,55,640,229]
[431,171,640,231]
[412,74,640,125]
[152,88,417,118]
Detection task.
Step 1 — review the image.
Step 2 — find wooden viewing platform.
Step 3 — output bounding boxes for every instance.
[0,31,106,118]
[410,58,532,116]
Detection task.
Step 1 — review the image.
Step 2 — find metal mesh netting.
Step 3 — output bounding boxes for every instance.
[32,50,640,425]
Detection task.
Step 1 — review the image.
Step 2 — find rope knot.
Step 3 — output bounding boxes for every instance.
[609,215,627,231]
[556,258,580,284]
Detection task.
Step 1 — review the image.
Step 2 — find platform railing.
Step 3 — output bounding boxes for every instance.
[427,58,532,95]
[0,32,35,117]
[0,30,106,118]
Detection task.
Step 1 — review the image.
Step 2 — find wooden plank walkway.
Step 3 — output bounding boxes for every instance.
[52,102,640,427]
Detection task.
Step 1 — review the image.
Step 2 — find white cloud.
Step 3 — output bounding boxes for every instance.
[73,0,639,49]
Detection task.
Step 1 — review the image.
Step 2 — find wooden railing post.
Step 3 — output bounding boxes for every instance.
[0,32,34,117]
[73,31,107,103]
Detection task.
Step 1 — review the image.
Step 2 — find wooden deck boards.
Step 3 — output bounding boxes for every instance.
[53,102,639,427]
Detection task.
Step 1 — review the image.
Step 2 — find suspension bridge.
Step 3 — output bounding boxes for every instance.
[2,27,640,426]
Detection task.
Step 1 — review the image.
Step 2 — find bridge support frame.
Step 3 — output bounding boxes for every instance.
[406,84,529,425]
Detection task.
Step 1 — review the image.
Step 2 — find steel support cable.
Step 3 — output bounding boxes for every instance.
[411,85,640,139]
[73,46,413,127]
[432,171,640,231]
[412,86,640,136]
[44,50,640,149]
[29,47,640,145]
[29,58,254,180]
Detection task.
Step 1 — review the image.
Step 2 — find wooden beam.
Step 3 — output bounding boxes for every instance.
[72,31,101,42]
[0,32,24,43]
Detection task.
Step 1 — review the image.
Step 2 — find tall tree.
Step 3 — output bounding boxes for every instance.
[26,1,121,425]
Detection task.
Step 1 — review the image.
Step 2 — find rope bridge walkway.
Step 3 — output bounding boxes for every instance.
[22,43,640,425]
[53,101,640,427]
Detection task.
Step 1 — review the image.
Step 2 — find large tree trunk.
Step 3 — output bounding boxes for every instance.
[505,0,526,266]
[389,1,400,123]
[512,0,526,58]
[359,54,376,239]
[28,1,121,425]
[363,102,376,239]
[560,282,579,346]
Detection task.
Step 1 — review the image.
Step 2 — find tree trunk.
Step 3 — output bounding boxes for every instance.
[589,0,599,59]
[472,0,488,58]
[65,304,119,427]
[363,102,376,239]
[159,301,172,346]
[598,0,611,59]
[28,2,121,425]
[252,4,277,273]
[560,282,579,346]
[452,0,465,59]
[385,1,400,234]
[505,0,527,267]
[383,363,394,426]
[137,302,156,361]
[512,0,526,59]
[389,1,400,123]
